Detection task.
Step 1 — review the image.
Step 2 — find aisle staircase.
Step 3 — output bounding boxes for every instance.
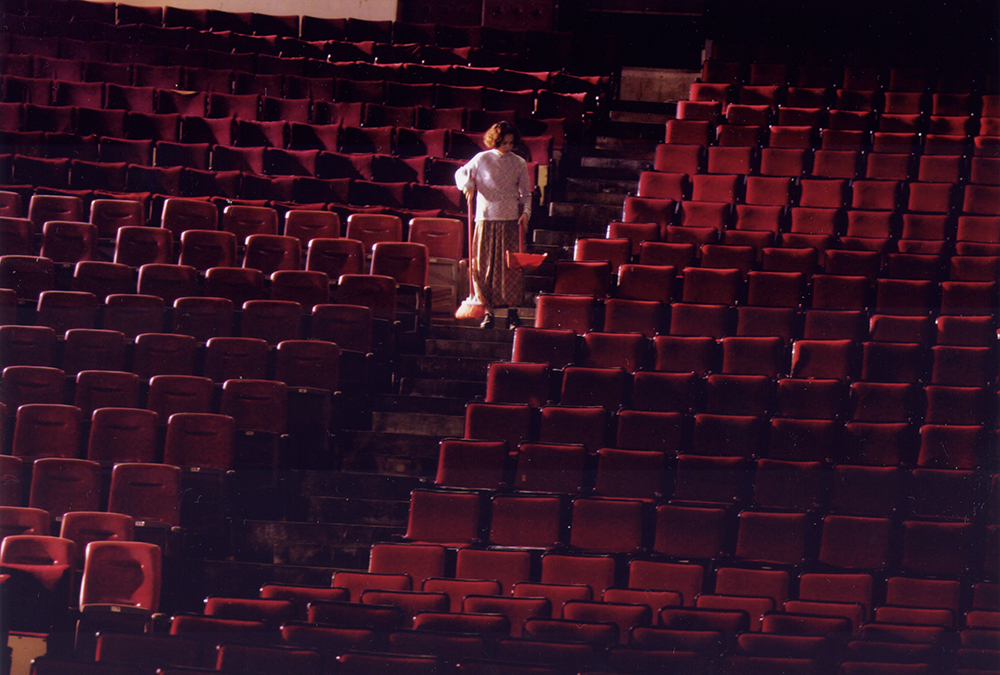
[188,77,696,612]
[188,323,519,606]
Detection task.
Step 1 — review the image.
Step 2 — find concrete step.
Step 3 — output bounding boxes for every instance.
[424,338,514,361]
[305,495,410,528]
[339,430,443,476]
[607,108,673,129]
[296,470,423,501]
[617,67,699,107]
[429,323,516,343]
[341,430,444,459]
[595,120,667,143]
[533,229,573,246]
[585,140,660,159]
[580,155,653,173]
[371,393,469,417]
[394,353,494,381]
[533,229,581,248]
[372,410,464,436]
[608,110,673,126]
[233,519,400,568]
[548,202,624,232]
[396,377,485,400]
[566,176,639,195]
[564,189,630,208]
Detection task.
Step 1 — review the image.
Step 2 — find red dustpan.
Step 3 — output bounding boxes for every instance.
[505,251,547,271]
[507,218,546,270]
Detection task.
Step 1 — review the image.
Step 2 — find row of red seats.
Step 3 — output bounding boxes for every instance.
[666,115,997,157]
[3,460,186,533]
[680,105,996,141]
[575,234,996,285]
[2,194,452,292]
[402,487,994,578]
[622,197,998,243]
[0,119,548,166]
[2,404,240,484]
[0,0,516,45]
[507,326,996,384]
[699,59,997,94]
[1,162,473,222]
[601,229,997,280]
[10,430,992,525]
[522,304,996,353]
[664,118,1000,159]
[619,200,998,268]
[506,331,996,413]
[2,194,458,289]
[205,540,998,628]
[688,85,998,116]
[479,365,994,464]
[0,128,546,178]
[0,328,353,398]
[472,369,998,435]
[3,430,276,535]
[536,290,996,348]
[654,138,999,183]
[19,582,1000,674]
[3,7,582,73]
[637,151,1000,187]
[1,370,295,438]
[0,79,583,139]
[3,395,300,529]
[42,600,996,675]
[4,284,376,336]
[0,99,566,152]
[441,424,998,503]
[14,483,993,667]
[0,47,600,104]
[3,39,573,84]
[266,538,997,670]
[536,264,997,333]
[1,190,457,244]
[5,476,996,665]
[0,258,405,324]
[0,46,603,108]
[5,221,428,280]
[1,223,435,331]
[0,506,138,571]
[1,529,163,640]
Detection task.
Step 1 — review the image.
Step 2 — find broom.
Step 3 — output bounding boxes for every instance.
[455,190,485,320]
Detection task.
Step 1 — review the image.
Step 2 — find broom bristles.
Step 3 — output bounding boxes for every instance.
[455,294,486,320]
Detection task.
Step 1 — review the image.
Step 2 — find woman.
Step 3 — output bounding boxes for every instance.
[455,121,532,328]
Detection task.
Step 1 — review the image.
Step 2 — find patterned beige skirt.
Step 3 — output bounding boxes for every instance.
[471,219,523,309]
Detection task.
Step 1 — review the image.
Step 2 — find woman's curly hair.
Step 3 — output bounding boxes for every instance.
[483,121,521,149]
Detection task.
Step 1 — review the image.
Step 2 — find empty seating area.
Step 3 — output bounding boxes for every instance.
[0,0,611,235]
[346,38,993,675]
[2,2,999,675]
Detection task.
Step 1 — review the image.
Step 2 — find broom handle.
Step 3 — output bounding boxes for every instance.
[467,190,475,298]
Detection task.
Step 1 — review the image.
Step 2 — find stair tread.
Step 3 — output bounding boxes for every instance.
[295,470,423,500]
[371,394,469,416]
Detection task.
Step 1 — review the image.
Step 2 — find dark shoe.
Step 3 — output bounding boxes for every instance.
[506,309,521,329]
[479,312,494,329]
